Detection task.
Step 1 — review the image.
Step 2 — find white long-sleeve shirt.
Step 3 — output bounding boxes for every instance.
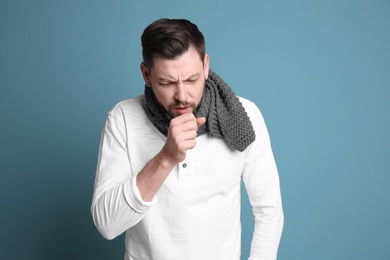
[91,95,283,260]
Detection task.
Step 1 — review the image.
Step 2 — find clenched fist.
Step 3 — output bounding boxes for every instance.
[161,113,206,164]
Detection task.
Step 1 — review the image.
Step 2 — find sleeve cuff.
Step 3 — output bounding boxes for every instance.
[123,176,157,213]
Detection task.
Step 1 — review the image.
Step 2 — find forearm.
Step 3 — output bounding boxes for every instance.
[247,162,284,259]
[92,132,177,238]
[249,199,284,259]
[246,154,284,259]
[136,113,204,201]
[136,150,177,202]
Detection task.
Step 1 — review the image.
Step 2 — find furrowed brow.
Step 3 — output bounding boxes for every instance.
[158,72,201,83]
[157,77,176,83]
[185,73,200,81]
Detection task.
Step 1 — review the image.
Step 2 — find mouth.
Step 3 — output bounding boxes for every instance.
[174,106,190,115]
[169,101,196,117]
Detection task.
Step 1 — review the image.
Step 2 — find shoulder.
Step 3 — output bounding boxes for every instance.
[237,96,269,140]
[237,96,263,120]
[107,95,146,119]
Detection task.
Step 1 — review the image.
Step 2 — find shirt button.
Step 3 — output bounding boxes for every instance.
[182,163,187,168]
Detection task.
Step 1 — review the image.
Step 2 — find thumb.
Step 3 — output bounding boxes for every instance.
[196,117,206,127]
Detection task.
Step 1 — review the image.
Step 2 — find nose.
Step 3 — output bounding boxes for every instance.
[174,82,187,102]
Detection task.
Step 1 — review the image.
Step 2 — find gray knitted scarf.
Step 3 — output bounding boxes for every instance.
[144,70,255,151]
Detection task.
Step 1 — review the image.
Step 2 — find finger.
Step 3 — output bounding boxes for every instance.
[185,139,197,150]
[196,117,206,127]
[171,119,199,134]
[170,113,196,126]
[182,129,198,140]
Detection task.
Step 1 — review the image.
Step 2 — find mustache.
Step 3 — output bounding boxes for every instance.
[169,100,195,108]
[167,100,197,118]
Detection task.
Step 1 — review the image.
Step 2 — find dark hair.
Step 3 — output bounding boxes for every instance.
[141,18,206,69]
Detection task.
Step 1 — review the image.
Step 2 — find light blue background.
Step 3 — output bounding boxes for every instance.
[1,0,389,259]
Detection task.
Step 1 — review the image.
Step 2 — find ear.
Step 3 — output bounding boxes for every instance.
[140,62,152,87]
[203,54,210,79]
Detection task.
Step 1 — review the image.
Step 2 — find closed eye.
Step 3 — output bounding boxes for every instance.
[159,82,175,86]
[185,77,199,84]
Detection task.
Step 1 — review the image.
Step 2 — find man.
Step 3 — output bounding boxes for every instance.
[91,18,283,260]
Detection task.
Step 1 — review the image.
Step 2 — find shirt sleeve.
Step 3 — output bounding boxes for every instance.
[241,101,284,259]
[91,109,156,240]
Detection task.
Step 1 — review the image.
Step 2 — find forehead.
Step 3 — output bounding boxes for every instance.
[150,47,203,79]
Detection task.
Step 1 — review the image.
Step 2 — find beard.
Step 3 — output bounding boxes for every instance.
[167,99,197,118]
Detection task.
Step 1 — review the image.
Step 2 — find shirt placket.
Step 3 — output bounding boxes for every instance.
[177,149,193,181]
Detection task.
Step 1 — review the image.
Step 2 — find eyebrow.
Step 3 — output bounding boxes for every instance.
[158,73,200,83]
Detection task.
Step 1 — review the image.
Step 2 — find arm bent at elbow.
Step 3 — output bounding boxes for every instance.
[91,177,155,240]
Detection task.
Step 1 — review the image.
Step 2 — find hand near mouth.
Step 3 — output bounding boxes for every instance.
[162,113,206,164]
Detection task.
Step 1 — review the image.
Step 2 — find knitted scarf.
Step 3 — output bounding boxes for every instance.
[144,70,255,152]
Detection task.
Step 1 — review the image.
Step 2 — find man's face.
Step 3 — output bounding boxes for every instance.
[141,46,209,118]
